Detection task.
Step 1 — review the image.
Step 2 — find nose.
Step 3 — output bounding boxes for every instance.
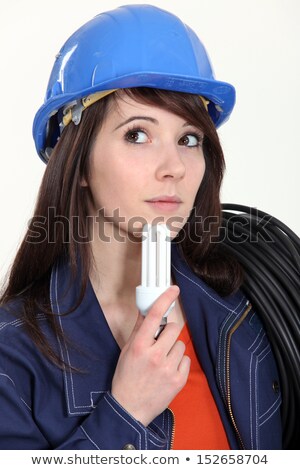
[155,143,186,181]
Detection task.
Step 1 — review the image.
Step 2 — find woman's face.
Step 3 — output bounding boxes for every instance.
[87,94,206,239]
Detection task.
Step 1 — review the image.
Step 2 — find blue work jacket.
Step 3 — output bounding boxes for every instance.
[0,244,282,449]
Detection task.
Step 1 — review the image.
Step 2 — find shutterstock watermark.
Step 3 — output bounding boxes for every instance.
[25,207,275,245]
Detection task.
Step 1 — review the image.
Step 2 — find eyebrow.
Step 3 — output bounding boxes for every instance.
[113,116,159,131]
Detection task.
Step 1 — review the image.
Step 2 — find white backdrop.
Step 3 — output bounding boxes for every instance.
[0,0,299,280]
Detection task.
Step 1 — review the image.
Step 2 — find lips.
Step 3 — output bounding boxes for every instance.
[145,195,182,212]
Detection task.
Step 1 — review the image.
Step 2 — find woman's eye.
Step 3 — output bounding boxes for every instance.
[125,129,148,144]
[178,134,202,147]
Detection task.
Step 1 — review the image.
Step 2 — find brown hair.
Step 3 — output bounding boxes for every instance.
[0,88,243,366]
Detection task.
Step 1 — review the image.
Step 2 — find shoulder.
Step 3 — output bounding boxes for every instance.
[172,249,247,313]
[172,244,269,343]
[0,299,50,377]
[0,299,47,340]
[0,299,25,337]
[0,299,58,408]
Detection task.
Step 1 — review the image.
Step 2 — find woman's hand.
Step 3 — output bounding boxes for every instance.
[111,285,190,426]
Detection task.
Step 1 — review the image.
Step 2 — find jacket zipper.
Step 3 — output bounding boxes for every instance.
[168,407,175,449]
[225,302,252,450]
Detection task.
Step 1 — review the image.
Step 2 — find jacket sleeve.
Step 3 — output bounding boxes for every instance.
[0,372,169,450]
[0,372,50,449]
[57,392,169,450]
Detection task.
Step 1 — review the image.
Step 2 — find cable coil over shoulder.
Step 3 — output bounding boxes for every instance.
[221,204,300,449]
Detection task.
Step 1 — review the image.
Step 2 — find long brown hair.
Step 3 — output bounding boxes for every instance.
[0,88,242,366]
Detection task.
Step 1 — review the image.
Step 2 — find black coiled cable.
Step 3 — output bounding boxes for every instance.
[221,204,300,449]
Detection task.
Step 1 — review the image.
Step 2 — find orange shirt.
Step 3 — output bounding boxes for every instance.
[169,323,230,450]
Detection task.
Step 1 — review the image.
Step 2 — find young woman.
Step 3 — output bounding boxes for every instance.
[0,5,282,449]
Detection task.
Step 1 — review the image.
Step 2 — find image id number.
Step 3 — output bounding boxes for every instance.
[197,454,268,465]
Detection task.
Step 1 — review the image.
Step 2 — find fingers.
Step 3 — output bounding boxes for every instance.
[165,340,190,379]
[168,339,191,383]
[136,285,180,345]
[166,339,186,363]
[155,321,182,351]
[178,355,191,378]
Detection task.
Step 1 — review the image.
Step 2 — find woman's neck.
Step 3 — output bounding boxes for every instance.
[88,221,185,346]
[89,222,142,305]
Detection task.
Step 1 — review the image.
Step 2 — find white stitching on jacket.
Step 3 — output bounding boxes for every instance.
[50,267,113,414]
[172,264,246,312]
[249,330,267,449]
[0,314,47,332]
[80,425,100,449]
[259,395,281,426]
[0,372,32,411]
[147,421,168,447]
[217,298,246,400]
[252,344,271,449]
[104,396,143,449]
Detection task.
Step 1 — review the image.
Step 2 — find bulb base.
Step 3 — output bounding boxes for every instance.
[136,285,175,317]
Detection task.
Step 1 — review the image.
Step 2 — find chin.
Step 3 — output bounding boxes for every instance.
[115,211,189,240]
[131,218,186,241]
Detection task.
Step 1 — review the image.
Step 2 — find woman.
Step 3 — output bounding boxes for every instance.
[0,5,282,449]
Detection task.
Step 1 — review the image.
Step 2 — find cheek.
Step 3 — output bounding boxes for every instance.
[89,158,138,209]
[87,159,114,207]
[188,158,206,196]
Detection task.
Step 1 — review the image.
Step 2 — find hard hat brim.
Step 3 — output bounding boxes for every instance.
[33,72,235,162]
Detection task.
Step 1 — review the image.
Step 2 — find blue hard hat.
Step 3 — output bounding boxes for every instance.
[33,4,236,162]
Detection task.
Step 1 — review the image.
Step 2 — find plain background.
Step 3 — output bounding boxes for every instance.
[0,0,299,281]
